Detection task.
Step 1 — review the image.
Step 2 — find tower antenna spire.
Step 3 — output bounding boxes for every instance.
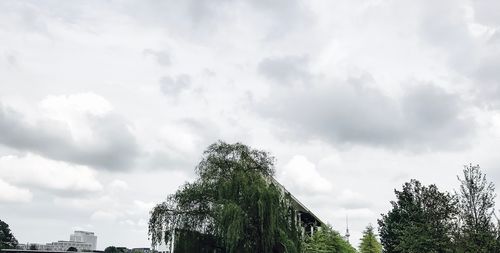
[345,215,350,243]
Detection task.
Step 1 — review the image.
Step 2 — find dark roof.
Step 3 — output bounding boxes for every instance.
[270,177,326,226]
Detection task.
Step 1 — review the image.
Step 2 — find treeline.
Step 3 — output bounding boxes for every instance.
[304,224,381,253]
[5,142,498,253]
[378,164,499,253]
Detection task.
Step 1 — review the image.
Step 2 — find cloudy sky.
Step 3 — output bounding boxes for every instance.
[1,0,500,249]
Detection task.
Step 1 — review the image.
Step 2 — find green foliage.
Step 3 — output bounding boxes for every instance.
[174,230,221,253]
[378,180,458,253]
[149,141,302,253]
[104,246,127,253]
[454,164,497,252]
[104,246,117,253]
[358,224,381,253]
[303,225,356,253]
[0,219,18,250]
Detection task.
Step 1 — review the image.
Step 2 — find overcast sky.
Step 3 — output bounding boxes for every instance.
[1,0,500,249]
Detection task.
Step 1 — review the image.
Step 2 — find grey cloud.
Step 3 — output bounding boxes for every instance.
[178,118,220,146]
[144,151,194,171]
[471,40,500,105]
[472,0,500,27]
[469,45,500,108]
[296,192,372,212]
[120,0,310,39]
[417,0,475,73]
[116,0,231,39]
[245,0,311,39]
[0,103,140,170]
[475,53,500,86]
[0,1,51,35]
[2,0,311,44]
[0,0,224,38]
[4,52,18,67]
[418,5,471,50]
[401,84,473,148]
[258,55,311,85]
[416,0,500,108]
[258,78,475,151]
[143,49,171,66]
[337,198,372,210]
[140,117,220,171]
[159,74,191,96]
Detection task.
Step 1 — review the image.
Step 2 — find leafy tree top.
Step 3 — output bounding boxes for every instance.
[455,164,497,252]
[378,179,458,253]
[104,246,127,253]
[359,224,382,253]
[457,164,496,230]
[149,141,301,253]
[0,219,18,250]
[303,225,356,253]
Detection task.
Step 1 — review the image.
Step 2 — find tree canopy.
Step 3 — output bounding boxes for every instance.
[358,224,382,253]
[378,165,500,252]
[454,164,498,252]
[303,225,356,253]
[149,141,302,253]
[378,179,457,253]
[104,246,127,253]
[0,219,18,250]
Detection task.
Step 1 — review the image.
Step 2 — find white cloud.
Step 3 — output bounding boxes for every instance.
[91,210,120,222]
[40,93,113,117]
[330,208,376,220]
[0,154,102,193]
[0,178,32,203]
[336,189,372,209]
[38,93,114,142]
[53,195,110,211]
[0,96,140,170]
[133,200,154,212]
[109,179,129,192]
[278,155,333,194]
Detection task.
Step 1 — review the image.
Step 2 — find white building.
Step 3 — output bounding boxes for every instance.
[22,230,97,252]
[45,241,92,251]
[70,231,97,250]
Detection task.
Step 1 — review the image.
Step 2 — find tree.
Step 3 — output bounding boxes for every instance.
[104,246,123,253]
[67,247,78,252]
[378,180,457,253]
[454,164,497,252]
[303,225,356,253]
[149,141,302,253]
[29,244,38,250]
[359,224,382,253]
[0,219,18,250]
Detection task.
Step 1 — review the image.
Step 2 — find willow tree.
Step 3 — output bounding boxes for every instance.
[149,141,302,253]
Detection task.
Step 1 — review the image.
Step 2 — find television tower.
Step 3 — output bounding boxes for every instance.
[345,215,350,243]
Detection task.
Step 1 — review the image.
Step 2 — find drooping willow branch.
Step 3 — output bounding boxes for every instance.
[148,141,303,253]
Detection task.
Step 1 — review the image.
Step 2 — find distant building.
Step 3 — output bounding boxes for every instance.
[44,241,92,252]
[16,231,97,252]
[70,231,97,250]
